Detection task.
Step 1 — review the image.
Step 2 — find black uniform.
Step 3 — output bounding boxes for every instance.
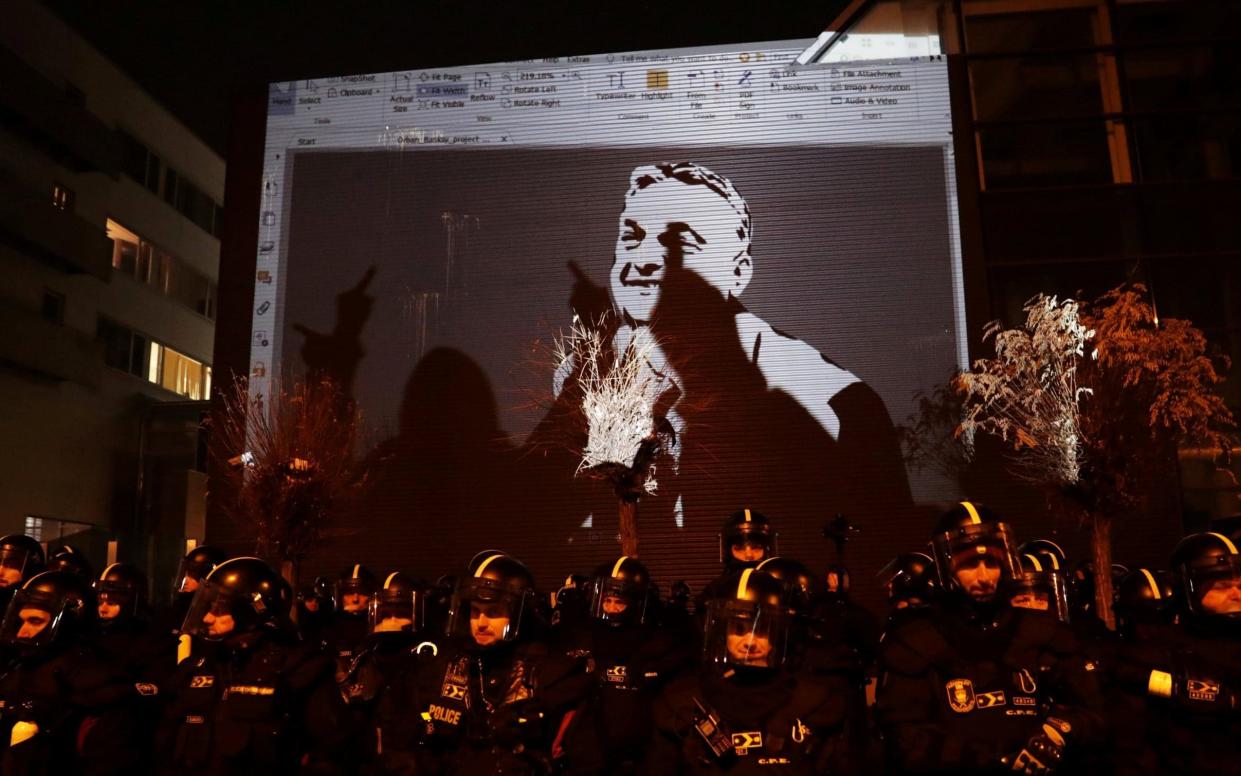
[154,556,353,775]
[0,570,139,776]
[645,667,857,775]
[411,638,591,775]
[877,601,1105,773]
[156,631,351,775]
[555,557,695,775]
[645,568,858,774]
[877,502,1106,774]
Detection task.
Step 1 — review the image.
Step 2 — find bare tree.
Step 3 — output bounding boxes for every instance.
[956,285,1234,628]
[209,375,371,588]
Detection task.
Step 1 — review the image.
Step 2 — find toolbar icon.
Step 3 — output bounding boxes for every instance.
[393,73,412,91]
[475,72,491,89]
[646,69,669,89]
[257,270,272,283]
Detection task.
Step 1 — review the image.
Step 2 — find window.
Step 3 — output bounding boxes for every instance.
[41,290,65,325]
[106,218,216,320]
[147,342,211,399]
[24,516,95,544]
[98,317,211,397]
[51,182,75,212]
[97,317,147,377]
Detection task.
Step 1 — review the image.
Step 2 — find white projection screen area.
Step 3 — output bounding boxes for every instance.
[254,39,967,601]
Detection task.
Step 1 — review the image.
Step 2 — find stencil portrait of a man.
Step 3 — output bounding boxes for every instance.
[555,161,914,543]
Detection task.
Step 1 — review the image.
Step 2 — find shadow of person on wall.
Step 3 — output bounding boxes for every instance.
[358,347,597,574]
[647,238,915,582]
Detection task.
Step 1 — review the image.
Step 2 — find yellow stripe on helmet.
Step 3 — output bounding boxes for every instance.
[1023,554,1043,572]
[611,556,629,578]
[960,502,982,524]
[100,562,121,581]
[1139,568,1162,599]
[737,568,753,600]
[474,554,504,578]
[352,564,361,580]
[756,557,778,570]
[744,509,752,522]
[384,572,400,589]
[1207,532,1239,555]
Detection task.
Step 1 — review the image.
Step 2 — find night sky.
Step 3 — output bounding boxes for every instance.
[44,0,845,156]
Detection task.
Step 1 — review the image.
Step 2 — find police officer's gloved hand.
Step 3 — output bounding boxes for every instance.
[1002,717,1070,775]
[490,700,545,748]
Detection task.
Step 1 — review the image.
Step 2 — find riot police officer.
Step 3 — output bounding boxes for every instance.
[90,562,175,771]
[296,574,334,641]
[645,568,858,774]
[158,545,229,639]
[0,535,44,611]
[1130,532,1241,773]
[1114,568,1177,644]
[0,570,138,775]
[322,563,378,684]
[879,552,938,615]
[155,556,352,774]
[697,509,778,608]
[558,556,694,775]
[1009,551,1071,623]
[47,544,94,581]
[339,571,435,774]
[409,552,590,775]
[91,562,176,684]
[876,502,1104,774]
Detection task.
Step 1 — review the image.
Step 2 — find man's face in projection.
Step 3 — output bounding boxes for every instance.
[611,179,750,324]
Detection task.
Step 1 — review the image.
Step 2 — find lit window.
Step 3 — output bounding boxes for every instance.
[148,342,163,383]
[155,344,208,400]
[106,219,140,274]
[24,516,43,542]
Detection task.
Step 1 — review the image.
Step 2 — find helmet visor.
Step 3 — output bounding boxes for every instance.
[0,588,70,649]
[335,577,374,612]
[0,547,37,588]
[180,580,257,640]
[368,590,425,634]
[445,577,527,646]
[1006,571,1070,623]
[588,577,647,625]
[931,521,1020,595]
[95,580,141,621]
[174,557,214,596]
[703,599,789,669]
[1184,554,1241,617]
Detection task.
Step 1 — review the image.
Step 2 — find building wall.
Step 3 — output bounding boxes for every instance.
[0,0,222,562]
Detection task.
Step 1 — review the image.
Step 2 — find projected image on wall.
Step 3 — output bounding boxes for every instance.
[254,42,965,599]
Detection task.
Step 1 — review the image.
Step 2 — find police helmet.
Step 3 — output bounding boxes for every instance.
[756,556,822,616]
[1171,532,1241,619]
[0,570,94,655]
[446,553,537,646]
[368,571,426,634]
[48,545,94,581]
[878,552,938,608]
[0,535,45,589]
[703,569,791,670]
[588,556,653,626]
[335,563,378,612]
[930,502,1020,601]
[1114,567,1177,635]
[719,509,778,568]
[180,557,291,641]
[173,545,228,596]
[94,562,147,623]
[1009,552,1071,623]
